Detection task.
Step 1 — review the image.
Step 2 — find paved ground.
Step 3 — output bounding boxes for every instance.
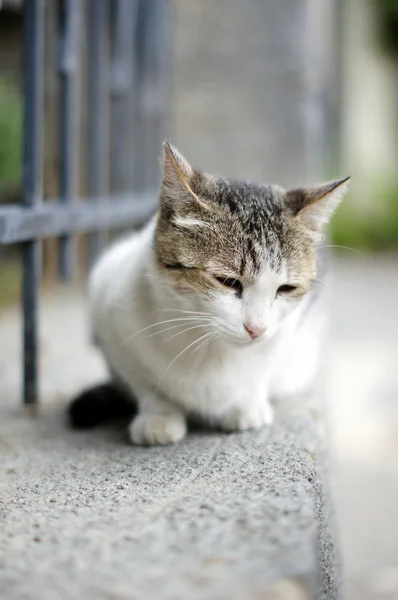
[0,288,335,599]
[0,254,397,599]
[0,408,328,600]
[327,256,398,600]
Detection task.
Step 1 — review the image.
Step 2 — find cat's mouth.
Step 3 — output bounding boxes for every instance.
[226,334,271,347]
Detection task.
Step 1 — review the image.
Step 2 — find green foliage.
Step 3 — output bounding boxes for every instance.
[374,0,398,59]
[332,185,398,251]
[0,258,21,310]
[0,78,22,193]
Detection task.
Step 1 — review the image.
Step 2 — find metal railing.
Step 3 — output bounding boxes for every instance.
[0,0,172,405]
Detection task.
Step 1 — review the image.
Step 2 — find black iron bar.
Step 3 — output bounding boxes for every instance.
[0,0,173,407]
[110,0,136,194]
[88,0,110,265]
[58,0,80,279]
[21,0,45,407]
[0,193,158,245]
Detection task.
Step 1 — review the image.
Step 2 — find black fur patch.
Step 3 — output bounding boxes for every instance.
[68,382,135,429]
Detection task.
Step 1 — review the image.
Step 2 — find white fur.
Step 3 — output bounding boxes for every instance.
[89,220,325,445]
[171,215,207,229]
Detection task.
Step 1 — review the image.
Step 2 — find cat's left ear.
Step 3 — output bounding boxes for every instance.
[161,141,209,212]
[284,177,350,234]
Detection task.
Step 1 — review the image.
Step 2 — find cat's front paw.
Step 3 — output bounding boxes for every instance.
[129,414,187,445]
[220,402,274,432]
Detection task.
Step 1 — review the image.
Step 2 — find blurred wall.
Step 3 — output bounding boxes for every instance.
[173,0,335,188]
[173,0,398,208]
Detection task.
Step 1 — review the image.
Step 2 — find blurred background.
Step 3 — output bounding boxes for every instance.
[0,1,397,598]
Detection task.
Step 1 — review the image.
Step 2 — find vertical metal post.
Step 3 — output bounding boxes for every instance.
[88,0,110,265]
[110,0,136,194]
[133,0,172,192]
[140,0,155,191]
[147,0,172,190]
[132,0,147,192]
[58,0,80,279]
[21,0,45,407]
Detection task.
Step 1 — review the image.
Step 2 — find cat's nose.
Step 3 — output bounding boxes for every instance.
[244,323,267,340]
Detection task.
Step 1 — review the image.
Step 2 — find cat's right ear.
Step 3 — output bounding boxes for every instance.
[161,142,210,213]
[284,177,350,236]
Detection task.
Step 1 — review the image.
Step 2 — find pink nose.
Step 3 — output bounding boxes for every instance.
[244,323,266,340]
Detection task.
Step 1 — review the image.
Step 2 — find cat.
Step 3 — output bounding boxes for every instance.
[69,141,349,445]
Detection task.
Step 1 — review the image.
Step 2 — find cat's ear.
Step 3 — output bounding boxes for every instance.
[284,177,350,234]
[161,141,209,212]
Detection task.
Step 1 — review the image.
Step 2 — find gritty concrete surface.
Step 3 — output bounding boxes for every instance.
[1,254,397,600]
[0,283,338,599]
[0,405,329,600]
[328,255,398,600]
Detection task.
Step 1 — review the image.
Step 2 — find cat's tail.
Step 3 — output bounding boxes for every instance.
[68,382,135,428]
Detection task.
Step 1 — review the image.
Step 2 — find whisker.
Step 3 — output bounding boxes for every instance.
[188,331,220,362]
[153,331,215,397]
[155,308,212,316]
[139,322,200,341]
[165,323,212,343]
[121,317,212,346]
[319,244,360,254]
[315,277,330,291]
[141,320,212,341]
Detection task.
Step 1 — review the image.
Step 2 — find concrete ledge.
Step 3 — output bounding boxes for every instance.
[0,409,339,600]
[0,292,340,600]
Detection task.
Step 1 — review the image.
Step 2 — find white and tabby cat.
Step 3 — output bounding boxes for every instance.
[69,142,348,445]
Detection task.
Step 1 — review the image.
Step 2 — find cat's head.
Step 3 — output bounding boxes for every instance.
[154,142,349,345]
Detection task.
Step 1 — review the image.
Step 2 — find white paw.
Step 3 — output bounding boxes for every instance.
[220,402,274,432]
[129,414,187,446]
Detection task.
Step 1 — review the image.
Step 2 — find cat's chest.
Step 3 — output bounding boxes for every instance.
[152,342,272,415]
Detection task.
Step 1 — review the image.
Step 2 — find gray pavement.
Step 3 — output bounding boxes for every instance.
[1,255,397,599]
[328,256,398,600]
[0,405,329,600]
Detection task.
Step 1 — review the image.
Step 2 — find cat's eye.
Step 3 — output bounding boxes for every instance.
[164,262,186,270]
[214,275,243,296]
[277,284,297,295]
